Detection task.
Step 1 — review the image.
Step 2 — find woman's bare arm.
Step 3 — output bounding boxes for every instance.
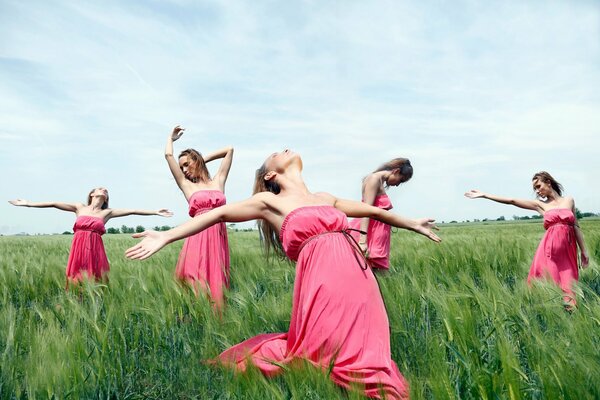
[8,199,80,213]
[465,189,543,213]
[125,194,269,260]
[357,175,380,247]
[205,146,234,190]
[334,197,441,243]
[165,125,191,193]
[572,201,589,267]
[108,208,173,220]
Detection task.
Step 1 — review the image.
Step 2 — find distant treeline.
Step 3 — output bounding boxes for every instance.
[51,209,598,234]
[443,208,598,224]
[105,225,173,234]
[104,224,255,234]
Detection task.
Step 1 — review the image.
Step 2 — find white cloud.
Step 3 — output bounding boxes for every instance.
[1,1,599,234]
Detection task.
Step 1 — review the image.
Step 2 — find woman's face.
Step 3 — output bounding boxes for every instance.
[264,149,300,172]
[92,187,109,199]
[179,155,196,181]
[386,170,406,187]
[532,179,551,198]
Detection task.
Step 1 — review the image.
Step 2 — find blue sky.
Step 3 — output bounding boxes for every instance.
[1,0,599,234]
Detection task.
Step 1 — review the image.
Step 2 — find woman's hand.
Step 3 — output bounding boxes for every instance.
[156,209,174,217]
[171,125,185,142]
[125,230,169,260]
[8,199,28,207]
[581,251,590,268]
[464,189,485,199]
[413,218,441,243]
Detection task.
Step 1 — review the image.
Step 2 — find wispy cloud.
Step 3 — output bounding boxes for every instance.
[1,1,599,233]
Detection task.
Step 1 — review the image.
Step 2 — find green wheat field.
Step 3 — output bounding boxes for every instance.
[1,219,599,399]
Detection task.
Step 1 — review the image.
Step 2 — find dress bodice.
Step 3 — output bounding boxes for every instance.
[543,208,575,230]
[279,206,349,261]
[73,216,105,235]
[188,190,227,217]
[370,194,393,210]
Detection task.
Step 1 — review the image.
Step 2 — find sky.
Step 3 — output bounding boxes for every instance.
[0,0,599,235]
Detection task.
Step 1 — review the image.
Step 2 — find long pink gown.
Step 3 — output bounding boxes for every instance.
[65,215,109,283]
[349,194,393,269]
[527,208,579,302]
[175,190,230,308]
[217,206,409,399]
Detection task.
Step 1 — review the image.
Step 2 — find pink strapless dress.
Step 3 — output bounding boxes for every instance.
[65,216,109,283]
[349,194,393,269]
[175,190,230,308]
[528,208,578,302]
[217,206,409,399]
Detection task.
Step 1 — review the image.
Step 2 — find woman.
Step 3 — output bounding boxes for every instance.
[165,125,233,309]
[349,158,413,269]
[127,149,440,399]
[9,187,172,285]
[465,171,589,307]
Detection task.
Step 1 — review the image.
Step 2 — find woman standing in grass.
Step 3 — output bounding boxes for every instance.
[165,125,234,309]
[127,149,440,399]
[465,171,589,307]
[9,187,172,286]
[349,158,413,270]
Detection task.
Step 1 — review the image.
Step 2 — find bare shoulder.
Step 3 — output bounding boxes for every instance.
[564,196,575,208]
[362,173,380,187]
[251,191,278,206]
[363,173,379,184]
[313,192,337,204]
[73,203,88,212]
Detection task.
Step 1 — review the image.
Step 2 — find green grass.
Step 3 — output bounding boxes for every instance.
[1,220,599,399]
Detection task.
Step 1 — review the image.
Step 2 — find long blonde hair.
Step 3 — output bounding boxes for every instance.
[253,163,284,257]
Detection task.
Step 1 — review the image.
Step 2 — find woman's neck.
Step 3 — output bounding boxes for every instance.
[278,171,310,196]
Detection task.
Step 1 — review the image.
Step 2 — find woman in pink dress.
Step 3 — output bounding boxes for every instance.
[349,158,413,270]
[9,187,172,286]
[127,149,441,399]
[165,125,234,309]
[465,171,589,307]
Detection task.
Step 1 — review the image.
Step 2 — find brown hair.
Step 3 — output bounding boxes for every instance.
[253,163,284,257]
[532,171,563,197]
[179,149,211,183]
[374,158,413,183]
[87,188,109,209]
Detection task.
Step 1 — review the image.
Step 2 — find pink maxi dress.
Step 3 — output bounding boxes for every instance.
[527,208,579,302]
[65,215,109,283]
[349,194,393,269]
[217,206,409,399]
[175,190,230,308]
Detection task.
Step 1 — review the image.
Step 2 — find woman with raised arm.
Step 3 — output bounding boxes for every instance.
[165,125,234,309]
[349,158,413,270]
[9,187,172,286]
[127,149,440,400]
[465,171,589,307]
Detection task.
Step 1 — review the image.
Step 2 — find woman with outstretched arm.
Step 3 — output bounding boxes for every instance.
[465,171,589,307]
[9,187,172,286]
[127,149,440,400]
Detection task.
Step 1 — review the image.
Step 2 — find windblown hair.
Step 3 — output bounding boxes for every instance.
[253,163,284,257]
[532,171,563,197]
[179,148,211,183]
[374,158,413,184]
[87,188,109,209]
